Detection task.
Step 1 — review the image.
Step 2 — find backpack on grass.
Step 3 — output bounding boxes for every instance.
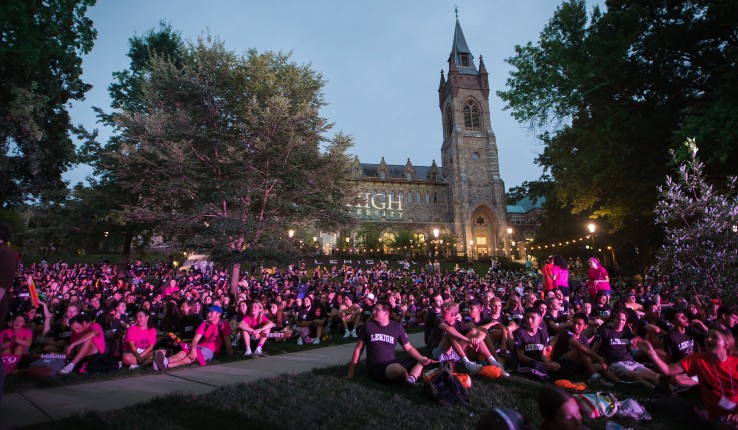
[424,362,470,405]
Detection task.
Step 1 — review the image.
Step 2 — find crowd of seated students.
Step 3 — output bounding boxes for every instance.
[3,255,738,427]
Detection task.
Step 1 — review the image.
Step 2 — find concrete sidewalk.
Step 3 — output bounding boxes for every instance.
[2,332,424,429]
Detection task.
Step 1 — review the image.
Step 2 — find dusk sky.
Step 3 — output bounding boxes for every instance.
[66,0,605,191]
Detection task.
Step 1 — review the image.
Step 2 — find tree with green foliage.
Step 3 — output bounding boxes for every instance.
[654,139,738,300]
[80,22,187,271]
[0,0,97,206]
[498,0,738,270]
[354,224,382,253]
[108,36,356,294]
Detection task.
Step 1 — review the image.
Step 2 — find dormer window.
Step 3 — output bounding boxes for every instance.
[459,53,470,67]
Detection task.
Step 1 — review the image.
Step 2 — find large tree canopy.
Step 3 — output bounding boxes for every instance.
[498,0,738,267]
[79,22,186,269]
[108,36,356,270]
[0,0,97,206]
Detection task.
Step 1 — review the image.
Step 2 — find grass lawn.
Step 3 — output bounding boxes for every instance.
[20,359,702,430]
[13,333,703,430]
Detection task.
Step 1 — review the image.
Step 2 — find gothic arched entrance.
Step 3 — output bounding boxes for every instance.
[470,206,499,259]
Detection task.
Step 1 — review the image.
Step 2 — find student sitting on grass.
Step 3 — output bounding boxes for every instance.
[347,300,433,384]
[59,314,107,375]
[121,310,156,369]
[0,314,33,355]
[591,309,660,388]
[513,307,559,381]
[430,302,507,376]
[550,312,619,387]
[239,301,274,357]
[339,294,362,338]
[153,305,232,371]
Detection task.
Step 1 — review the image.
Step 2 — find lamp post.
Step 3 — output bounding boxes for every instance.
[288,229,295,239]
[469,239,474,261]
[506,227,513,257]
[433,228,439,257]
[587,223,596,249]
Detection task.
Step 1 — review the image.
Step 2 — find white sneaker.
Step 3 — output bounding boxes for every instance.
[59,362,75,375]
[129,364,140,369]
[464,360,483,376]
[253,347,263,357]
[311,338,321,345]
[297,337,304,345]
[343,329,351,338]
[350,329,357,338]
[243,348,252,357]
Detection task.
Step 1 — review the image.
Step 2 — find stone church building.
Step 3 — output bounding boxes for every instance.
[332,19,516,259]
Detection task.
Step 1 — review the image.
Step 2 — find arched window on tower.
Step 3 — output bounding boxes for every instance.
[464,101,480,130]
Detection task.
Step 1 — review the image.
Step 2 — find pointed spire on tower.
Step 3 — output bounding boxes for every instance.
[450,16,478,74]
[439,70,446,89]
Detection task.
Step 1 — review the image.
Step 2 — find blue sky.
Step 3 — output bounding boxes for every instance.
[66,0,605,191]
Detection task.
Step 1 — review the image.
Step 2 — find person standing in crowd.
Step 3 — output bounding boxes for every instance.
[542,256,556,297]
[552,256,570,302]
[0,220,19,402]
[586,258,610,297]
[347,300,432,385]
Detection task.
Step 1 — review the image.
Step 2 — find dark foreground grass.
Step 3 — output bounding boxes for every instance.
[22,359,702,430]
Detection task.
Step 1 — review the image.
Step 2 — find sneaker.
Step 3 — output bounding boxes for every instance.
[343,329,351,338]
[59,362,75,375]
[253,347,264,357]
[297,337,304,346]
[311,338,321,345]
[589,373,614,388]
[350,329,357,338]
[243,348,252,357]
[154,350,168,372]
[464,360,483,376]
[129,364,140,369]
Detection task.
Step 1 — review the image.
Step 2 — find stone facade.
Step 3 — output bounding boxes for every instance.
[339,19,509,259]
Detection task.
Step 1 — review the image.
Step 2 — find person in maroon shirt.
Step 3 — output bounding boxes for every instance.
[347,300,431,384]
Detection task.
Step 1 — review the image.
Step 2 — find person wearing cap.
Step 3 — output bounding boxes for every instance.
[154,305,232,371]
[360,292,376,323]
[347,300,433,385]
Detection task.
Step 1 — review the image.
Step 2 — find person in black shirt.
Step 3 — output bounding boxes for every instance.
[513,307,558,381]
[551,312,618,386]
[592,309,660,389]
[592,292,612,322]
[347,301,431,384]
[662,310,700,390]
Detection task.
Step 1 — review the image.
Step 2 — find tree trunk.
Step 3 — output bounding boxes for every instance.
[119,230,133,277]
[231,262,240,297]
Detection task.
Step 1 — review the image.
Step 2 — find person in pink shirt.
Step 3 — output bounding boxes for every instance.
[153,305,233,371]
[0,315,33,355]
[122,311,157,368]
[239,301,274,357]
[59,314,106,375]
[586,257,610,297]
[552,255,570,302]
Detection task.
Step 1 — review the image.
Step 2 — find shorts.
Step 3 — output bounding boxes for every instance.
[368,358,418,384]
[610,360,647,378]
[198,346,214,362]
[557,286,570,297]
[431,346,460,362]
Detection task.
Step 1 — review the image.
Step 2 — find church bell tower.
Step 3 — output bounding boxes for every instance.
[439,17,507,258]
